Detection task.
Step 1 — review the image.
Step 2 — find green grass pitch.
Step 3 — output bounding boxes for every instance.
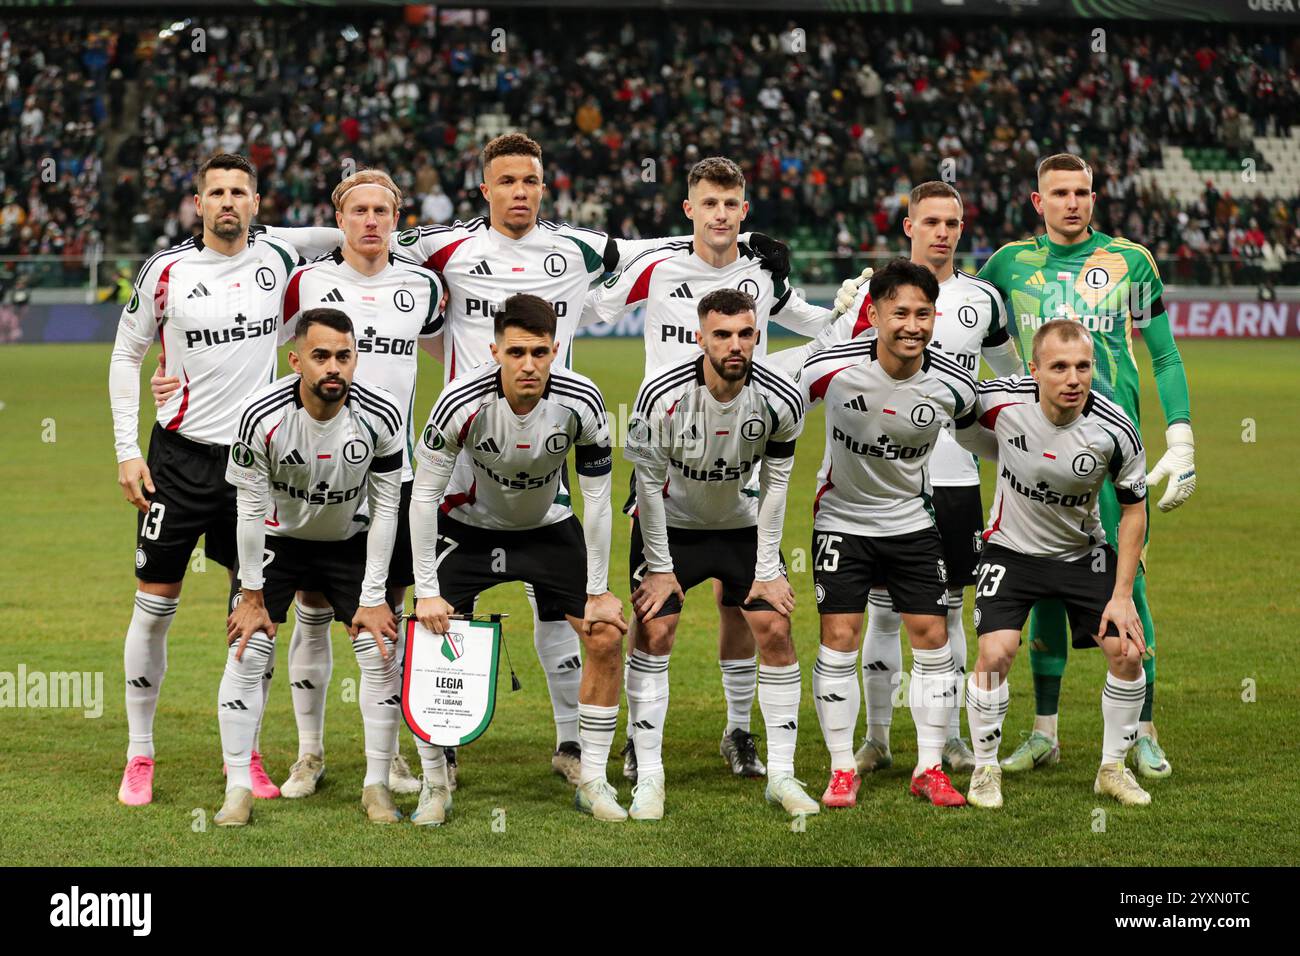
[0,338,1296,866]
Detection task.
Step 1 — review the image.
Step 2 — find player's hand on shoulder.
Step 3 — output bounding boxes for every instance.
[227,590,276,660]
[117,457,155,513]
[745,576,796,617]
[150,363,181,408]
[833,267,873,318]
[632,572,683,622]
[415,596,454,635]
[749,232,790,280]
[351,603,398,658]
[583,591,629,635]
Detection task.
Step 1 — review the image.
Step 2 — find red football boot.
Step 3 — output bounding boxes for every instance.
[909,765,966,807]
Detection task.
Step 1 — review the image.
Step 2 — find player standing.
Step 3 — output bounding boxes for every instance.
[978,154,1195,779]
[149,169,446,799]
[798,260,979,809]
[394,133,741,787]
[109,153,308,806]
[220,308,405,826]
[962,320,1152,808]
[584,156,854,780]
[409,294,628,824]
[623,289,817,819]
[772,181,1024,777]
[271,170,444,798]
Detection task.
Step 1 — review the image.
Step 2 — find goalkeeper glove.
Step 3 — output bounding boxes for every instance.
[1145,422,1196,512]
[748,232,791,280]
[833,266,873,318]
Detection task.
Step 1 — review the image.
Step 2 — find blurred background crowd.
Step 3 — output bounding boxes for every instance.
[3,9,1300,293]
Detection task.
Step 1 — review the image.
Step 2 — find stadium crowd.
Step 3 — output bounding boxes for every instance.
[4,10,1300,285]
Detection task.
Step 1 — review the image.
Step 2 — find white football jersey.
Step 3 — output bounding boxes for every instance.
[582,240,833,375]
[416,363,612,531]
[226,374,405,541]
[779,269,1011,486]
[975,376,1147,560]
[800,338,977,537]
[282,249,445,480]
[110,228,302,460]
[624,354,804,529]
[394,218,669,383]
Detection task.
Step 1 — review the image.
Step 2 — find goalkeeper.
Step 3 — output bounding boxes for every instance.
[978,153,1195,780]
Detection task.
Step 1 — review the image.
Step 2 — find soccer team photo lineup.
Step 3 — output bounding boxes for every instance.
[2,4,1296,873]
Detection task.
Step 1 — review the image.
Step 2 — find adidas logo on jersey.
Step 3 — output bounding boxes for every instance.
[1008,434,1029,451]
[631,719,656,730]
[290,679,316,690]
[279,449,307,465]
[669,282,694,299]
[187,283,211,298]
[126,677,153,688]
[816,693,847,702]
[220,700,249,711]
[842,394,869,412]
[470,261,493,276]
[475,437,501,453]
[322,288,345,303]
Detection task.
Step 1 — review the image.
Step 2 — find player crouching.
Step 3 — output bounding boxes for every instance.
[410,294,628,824]
[220,309,405,826]
[624,289,818,820]
[963,319,1151,809]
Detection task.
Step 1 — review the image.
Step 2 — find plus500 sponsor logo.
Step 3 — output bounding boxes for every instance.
[185,315,277,347]
[832,426,930,460]
[270,481,364,505]
[359,335,415,356]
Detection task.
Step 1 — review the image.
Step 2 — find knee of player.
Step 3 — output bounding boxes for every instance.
[582,623,624,660]
[907,615,948,649]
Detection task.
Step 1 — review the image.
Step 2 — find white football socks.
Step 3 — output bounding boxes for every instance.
[414,738,447,781]
[966,673,1009,768]
[945,589,968,739]
[254,633,276,754]
[758,662,802,778]
[123,591,177,760]
[862,588,901,747]
[529,598,583,746]
[813,644,860,772]
[625,648,670,779]
[288,604,333,759]
[1101,672,1146,765]
[577,703,619,785]
[909,645,959,774]
[353,634,401,787]
[218,632,273,792]
[720,655,758,734]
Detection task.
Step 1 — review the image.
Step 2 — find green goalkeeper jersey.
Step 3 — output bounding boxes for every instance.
[977,228,1191,428]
